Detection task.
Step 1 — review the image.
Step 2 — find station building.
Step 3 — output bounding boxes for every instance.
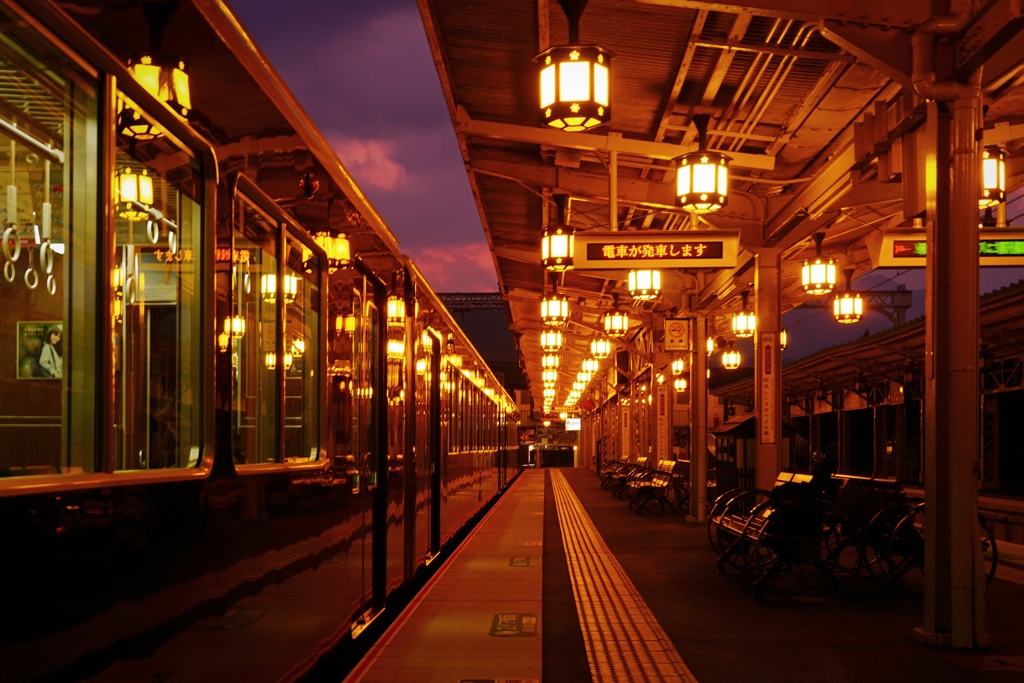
[1,0,1024,681]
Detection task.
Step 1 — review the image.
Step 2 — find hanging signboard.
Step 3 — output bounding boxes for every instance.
[759,331,777,445]
[574,230,739,270]
[868,229,1024,268]
[664,318,691,351]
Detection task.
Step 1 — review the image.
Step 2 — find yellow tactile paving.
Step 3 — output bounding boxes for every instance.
[551,469,698,683]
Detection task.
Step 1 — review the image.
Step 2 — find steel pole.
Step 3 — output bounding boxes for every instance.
[609,149,618,231]
[689,315,708,523]
[949,86,986,648]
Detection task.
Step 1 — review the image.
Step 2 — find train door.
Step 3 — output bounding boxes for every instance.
[351,276,386,631]
[429,333,442,557]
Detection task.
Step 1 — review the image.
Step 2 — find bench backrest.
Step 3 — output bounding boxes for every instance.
[774,472,813,487]
[636,456,649,468]
[839,476,909,525]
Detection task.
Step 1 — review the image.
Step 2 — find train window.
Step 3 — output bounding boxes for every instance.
[230,200,278,465]
[283,235,320,461]
[0,11,98,476]
[112,97,203,471]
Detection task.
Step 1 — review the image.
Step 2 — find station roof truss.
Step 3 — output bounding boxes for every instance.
[420,0,1024,410]
[713,280,1024,406]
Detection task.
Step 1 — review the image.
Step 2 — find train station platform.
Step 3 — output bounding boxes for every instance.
[343,468,1024,683]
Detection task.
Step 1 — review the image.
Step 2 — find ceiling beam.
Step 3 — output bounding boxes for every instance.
[695,38,855,63]
[635,0,932,29]
[455,106,776,171]
[472,158,679,208]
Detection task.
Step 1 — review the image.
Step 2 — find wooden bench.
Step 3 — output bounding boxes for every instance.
[607,456,649,497]
[599,455,630,489]
[626,459,687,514]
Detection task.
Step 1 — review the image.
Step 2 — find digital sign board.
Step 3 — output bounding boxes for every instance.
[868,230,1024,267]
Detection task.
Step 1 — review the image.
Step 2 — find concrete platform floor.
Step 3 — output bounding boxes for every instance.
[344,468,1024,683]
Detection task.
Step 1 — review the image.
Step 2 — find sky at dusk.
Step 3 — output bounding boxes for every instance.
[232,0,498,292]
[230,1,1024,361]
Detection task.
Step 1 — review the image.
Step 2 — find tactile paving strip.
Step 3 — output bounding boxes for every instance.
[550,469,698,683]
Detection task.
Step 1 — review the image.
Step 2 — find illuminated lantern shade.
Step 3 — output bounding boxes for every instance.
[291,339,305,357]
[833,269,864,324]
[217,331,229,353]
[731,291,756,338]
[573,380,586,392]
[541,353,560,369]
[313,232,350,273]
[802,232,837,296]
[707,336,714,356]
[261,274,298,304]
[590,338,611,359]
[543,387,556,400]
[671,358,685,376]
[416,358,428,375]
[335,314,356,333]
[980,146,1006,208]
[833,292,864,324]
[265,352,294,371]
[673,377,688,392]
[128,53,191,118]
[603,309,629,337]
[223,315,245,339]
[117,168,154,220]
[541,224,575,271]
[542,369,558,384]
[536,45,612,132]
[721,343,741,370]
[387,339,406,358]
[387,297,406,326]
[559,412,568,420]
[780,329,788,351]
[576,370,592,383]
[540,329,563,351]
[677,115,729,214]
[628,269,661,300]
[541,293,570,326]
[581,358,599,374]
[117,99,162,140]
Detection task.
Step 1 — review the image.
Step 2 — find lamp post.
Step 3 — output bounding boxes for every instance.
[628,269,661,300]
[676,114,729,214]
[534,1,611,132]
[802,232,837,295]
[541,292,570,326]
[722,342,741,370]
[731,291,756,338]
[832,269,864,324]
[980,146,1006,208]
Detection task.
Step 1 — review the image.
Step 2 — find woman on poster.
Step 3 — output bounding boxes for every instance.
[39,324,62,378]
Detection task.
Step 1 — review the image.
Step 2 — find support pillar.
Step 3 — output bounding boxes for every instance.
[873,405,888,478]
[688,315,708,523]
[921,87,986,646]
[754,250,782,489]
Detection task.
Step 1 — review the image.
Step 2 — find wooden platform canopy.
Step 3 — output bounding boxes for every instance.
[418,0,1024,411]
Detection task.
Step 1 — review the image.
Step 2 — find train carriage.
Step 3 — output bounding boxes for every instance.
[0,1,519,680]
